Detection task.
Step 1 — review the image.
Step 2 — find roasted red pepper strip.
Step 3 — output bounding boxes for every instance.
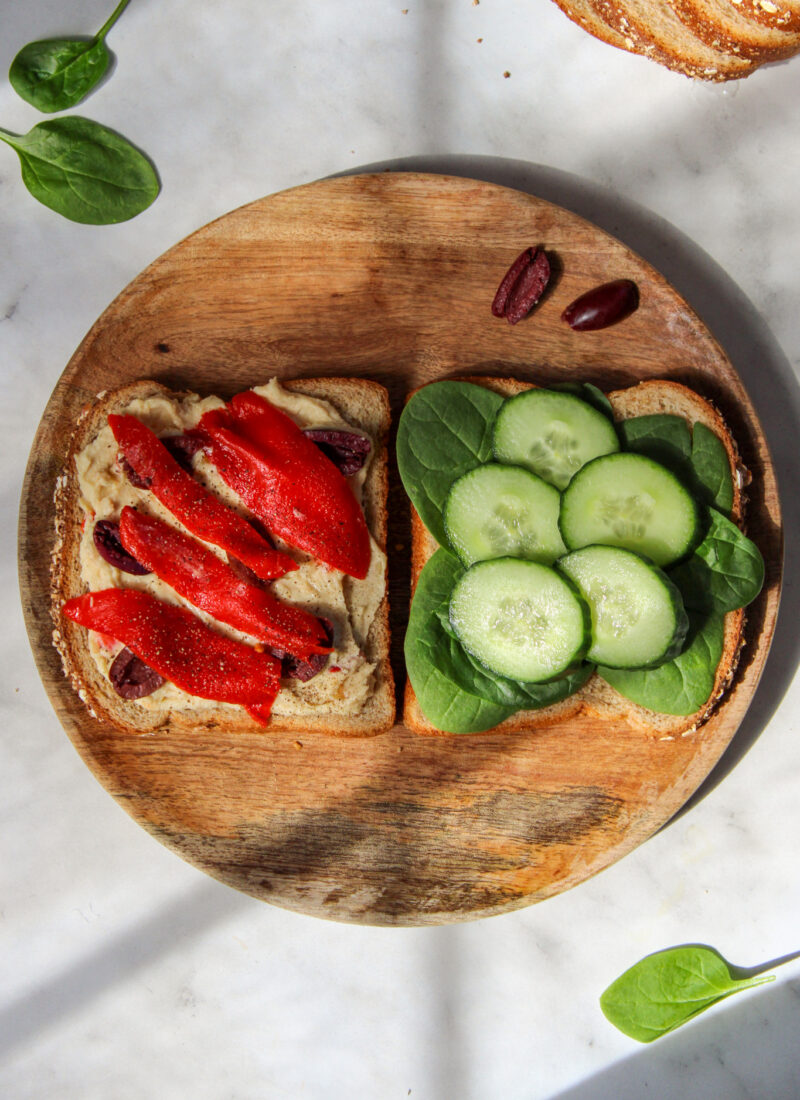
[62,589,281,723]
[108,414,296,582]
[118,507,331,660]
[199,394,371,579]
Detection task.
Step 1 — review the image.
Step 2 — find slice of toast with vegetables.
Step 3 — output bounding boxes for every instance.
[52,376,394,736]
[399,376,761,737]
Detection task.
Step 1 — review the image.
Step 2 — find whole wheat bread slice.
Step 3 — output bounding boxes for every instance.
[52,377,394,737]
[403,377,749,739]
[670,0,800,58]
[588,0,759,78]
[727,0,800,33]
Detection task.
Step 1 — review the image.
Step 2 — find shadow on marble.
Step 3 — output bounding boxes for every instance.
[0,880,246,1060]
[549,973,800,1100]
[337,154,800,813]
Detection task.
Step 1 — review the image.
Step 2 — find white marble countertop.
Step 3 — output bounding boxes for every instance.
[2,1,800,1097]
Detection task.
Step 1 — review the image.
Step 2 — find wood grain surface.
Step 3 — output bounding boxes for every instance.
[19,173,782,925]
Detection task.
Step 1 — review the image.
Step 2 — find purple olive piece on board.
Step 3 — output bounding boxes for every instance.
[562,279,639,331]
[491,247,551,324]
[93,519,150,575]
[109,647,165,698]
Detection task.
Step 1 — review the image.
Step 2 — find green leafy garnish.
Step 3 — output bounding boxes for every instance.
[597,611,724,716]
[0,117,159,224]
[618,413,734,515]
[9,0,130,113]
[550,381,615,419]
[397,381,504,547]
[600,945,775,1042]
[404,549,517,733]
[670,507,765,614]
[691,422,734,515]
[618,413,693,477]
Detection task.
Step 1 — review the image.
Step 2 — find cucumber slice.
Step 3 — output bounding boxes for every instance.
[557,546,688,668]
[559,452,699,567]
[443,463,566,567]
[492,388,620,490]
[449,558,588,682]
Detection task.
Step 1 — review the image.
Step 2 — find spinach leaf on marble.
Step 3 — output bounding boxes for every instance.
[597,611,724,716]
[397,381,505,547]
[669,507,764,614]
[9,0,130,113]
[600,945,775,1043]
[404,549,517,733]
[0,117,159,224]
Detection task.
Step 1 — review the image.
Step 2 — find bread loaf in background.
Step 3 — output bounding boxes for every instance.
[551,0,800,79]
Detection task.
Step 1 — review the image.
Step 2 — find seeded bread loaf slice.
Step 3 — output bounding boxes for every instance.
[403,376,749,739]
[587,0,758,78]
[671,0,800,58]
[52,377,394,738]
[729,0,800,33]
[550,0,645,53]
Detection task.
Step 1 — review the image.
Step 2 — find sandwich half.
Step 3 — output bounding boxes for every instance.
[401,376,757,739]
[52,376,394,737]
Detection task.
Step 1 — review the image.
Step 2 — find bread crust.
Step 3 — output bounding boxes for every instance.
[729,0,800,33]
[52,377,395,738]
[403,376,749,739]
[553,0,800,75]
[669,0,800,58]
[588,0,758,77]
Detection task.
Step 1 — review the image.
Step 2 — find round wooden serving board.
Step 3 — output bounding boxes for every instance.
[20,173,781,926]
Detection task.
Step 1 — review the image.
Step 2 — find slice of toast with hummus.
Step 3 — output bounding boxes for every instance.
[52,376,394,737]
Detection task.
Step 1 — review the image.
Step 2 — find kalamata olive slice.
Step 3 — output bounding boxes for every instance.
[109,647,165,698]
[491,247,551,324]
[562,279,639,331]
[93,520,150,575]
[163,429,205,472]
[120,455,151,489]
[304,430,371,477]
[119,429,205,486]
[228,520,280,584]
[272,617,335,681]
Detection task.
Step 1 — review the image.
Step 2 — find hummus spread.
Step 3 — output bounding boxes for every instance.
[75,380,386,719]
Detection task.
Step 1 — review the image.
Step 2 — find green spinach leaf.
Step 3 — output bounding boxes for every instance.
[691,421,734,515]
[670,507,764,614]
[550,382,615,419]
[618,413,733,515]
[600,945,775,1042]
[397,381,504,547]
[597,611,724,716]
[433,607,594,708]
[9,0,130,113]
[405,549,517,733]
[618,413,694,484]
[0,117,159,224]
